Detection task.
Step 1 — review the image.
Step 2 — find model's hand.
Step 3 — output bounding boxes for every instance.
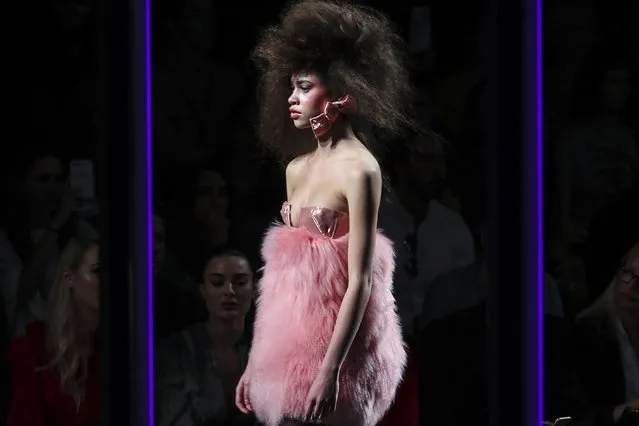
[235,369,253,414]
[304,369,338,423]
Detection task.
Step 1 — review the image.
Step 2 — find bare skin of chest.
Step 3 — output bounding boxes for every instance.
[288,145,367,224]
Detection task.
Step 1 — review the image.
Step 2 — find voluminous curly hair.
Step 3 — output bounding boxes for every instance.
[252,0,418,163]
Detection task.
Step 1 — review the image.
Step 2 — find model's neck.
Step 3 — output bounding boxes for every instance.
[314,117,355,154]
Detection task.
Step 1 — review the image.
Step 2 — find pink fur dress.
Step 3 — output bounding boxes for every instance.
[247,202,406,426]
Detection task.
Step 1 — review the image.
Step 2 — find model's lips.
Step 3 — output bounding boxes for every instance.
[290,112,301,119]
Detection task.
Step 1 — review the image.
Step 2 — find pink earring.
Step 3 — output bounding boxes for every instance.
[309,95,357,138]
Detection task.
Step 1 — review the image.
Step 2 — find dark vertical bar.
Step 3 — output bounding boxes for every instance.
[97,0,133,424]
[132,0,152,423]
[487,0,528,424]
[524,0,543,423]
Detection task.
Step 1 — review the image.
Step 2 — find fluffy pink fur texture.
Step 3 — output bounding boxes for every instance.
[247,224,406,426]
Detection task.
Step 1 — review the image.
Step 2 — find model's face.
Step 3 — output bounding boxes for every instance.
[288,72,329,129]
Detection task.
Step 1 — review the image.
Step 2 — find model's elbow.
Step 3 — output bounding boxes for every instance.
[348,272,373,294]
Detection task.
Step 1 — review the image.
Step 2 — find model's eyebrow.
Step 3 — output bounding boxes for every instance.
[291,76,312,85]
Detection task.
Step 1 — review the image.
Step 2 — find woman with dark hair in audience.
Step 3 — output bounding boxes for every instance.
[6,236,100,425]
[235,1,416,424]
[574,243,639,425]
[156,249,257,426]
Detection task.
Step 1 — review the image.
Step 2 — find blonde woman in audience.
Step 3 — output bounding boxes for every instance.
[574,242,639,424]
[6,236,100,426]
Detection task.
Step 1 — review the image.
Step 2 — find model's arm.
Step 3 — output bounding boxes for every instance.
[320,162,382,375]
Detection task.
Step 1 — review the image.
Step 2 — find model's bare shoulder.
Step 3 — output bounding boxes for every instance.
[285,155,307,199]
[337,149,381,203]
[340,145,381,180]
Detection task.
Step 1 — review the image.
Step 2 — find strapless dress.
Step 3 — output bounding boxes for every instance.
[247,201,405,426]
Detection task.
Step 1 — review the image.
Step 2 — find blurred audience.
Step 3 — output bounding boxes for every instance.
[556,47,637,249]
[167,164,232,282]
[574,243,639,425]
[153,0,247,167]
[6,236,100,425]
[378,129,475,340]
[222,99,285,270]
[584,183,639,307]
[156,249,256,426]
[0,151,97,338]
[419,222,565,330]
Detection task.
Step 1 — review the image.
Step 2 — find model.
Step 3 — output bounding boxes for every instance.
[236,1,417,424]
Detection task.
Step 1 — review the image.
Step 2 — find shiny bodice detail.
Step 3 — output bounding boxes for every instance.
[281,201,349,238]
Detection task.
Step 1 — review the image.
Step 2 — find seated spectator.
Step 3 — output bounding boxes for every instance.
[377,129,474,426]
[545,230,589,320]
[6,236,100,425]
[0,151,97,338]
[417,226,586,424]
[574,243,639,425]
[156,249,257,426]
[584,182,639,307]
[419,223,565,329]
[556,48,637,248]
[378,129,475,340]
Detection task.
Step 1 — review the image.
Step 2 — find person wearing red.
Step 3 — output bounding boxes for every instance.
[6,236,100,426]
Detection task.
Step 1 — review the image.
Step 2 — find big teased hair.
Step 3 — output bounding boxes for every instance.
[251,0,418,162]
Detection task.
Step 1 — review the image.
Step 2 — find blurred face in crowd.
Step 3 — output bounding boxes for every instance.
[201,254,253,321]
[54,0,93,33]
[398,134,447,199]
[288,72,330,130]
[601,69,632,112]
[547,3,595,59]
[64,244,100,313]
[193,170,230,244]
[614,245,639,313]
[24,156,65,214]
[152,214,167,277]
[193,170,228,219]
[178,0,217,52]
